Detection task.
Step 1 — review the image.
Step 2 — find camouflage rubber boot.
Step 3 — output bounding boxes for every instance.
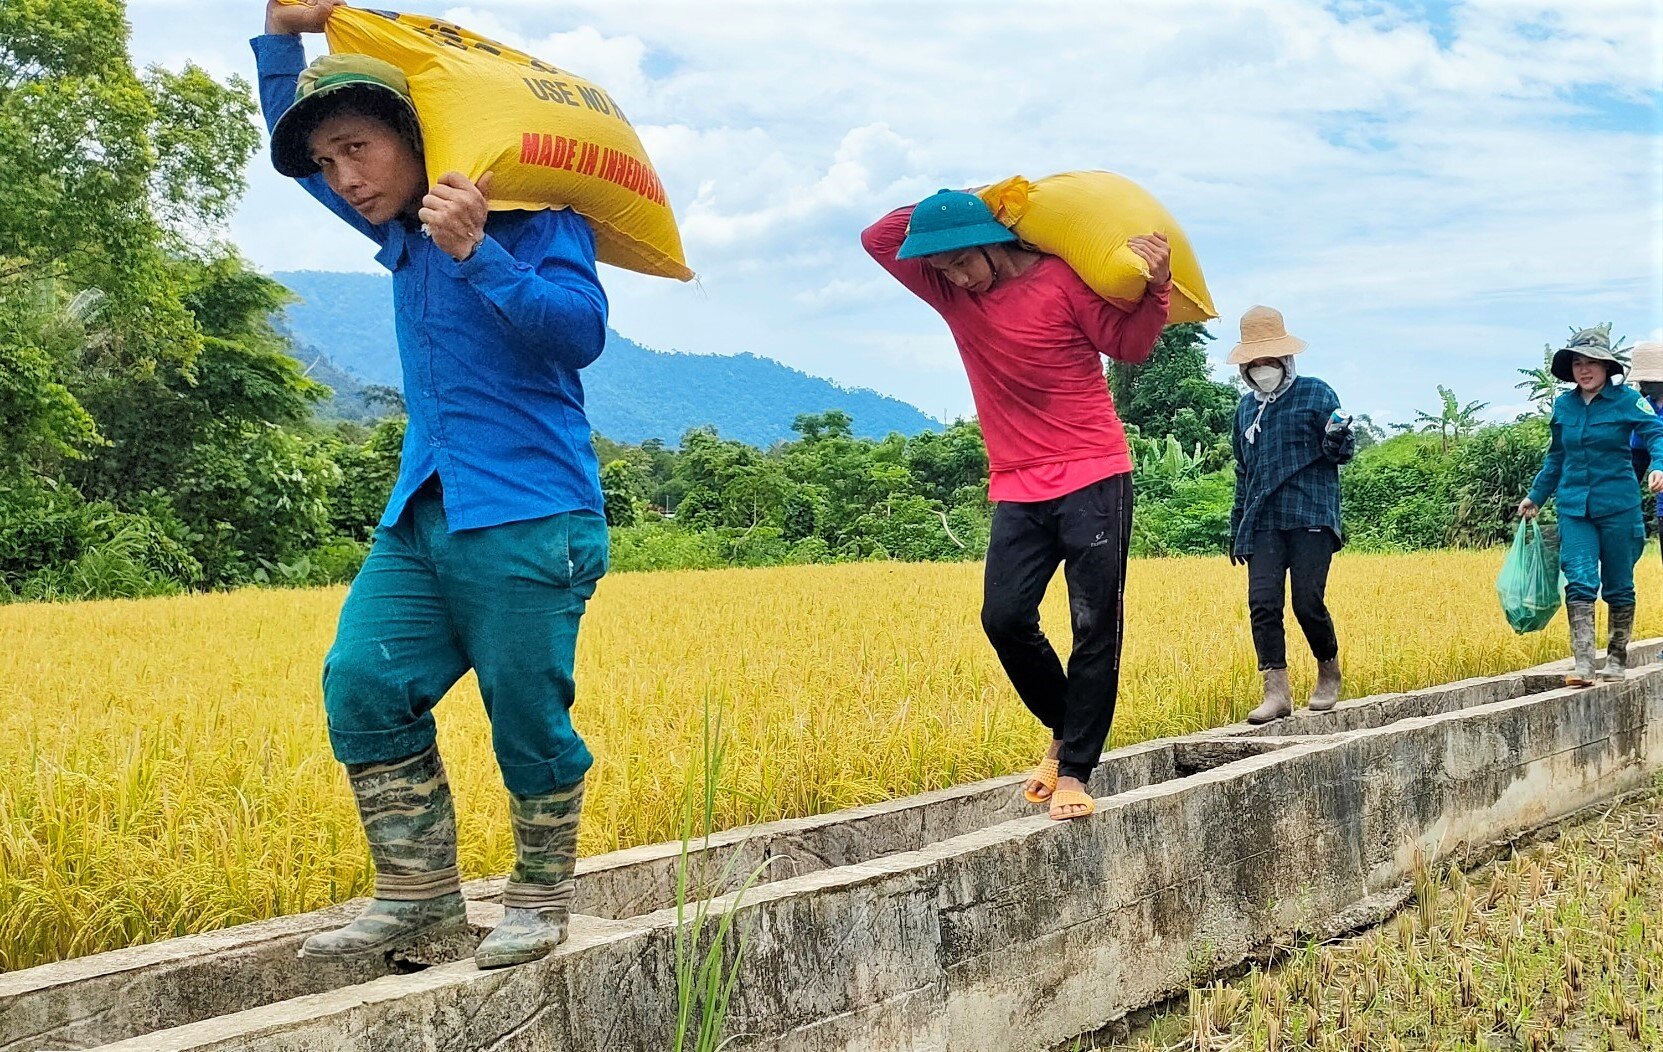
[1565,602,1597,687]
[300,747,466,960]
[1600,604,1635,681]
[475,781,583,970]
[1308,657,1342,712]
[1246,668,1293,724]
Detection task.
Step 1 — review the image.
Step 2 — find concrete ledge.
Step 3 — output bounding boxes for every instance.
[2,748,1174,1049]
[6,644,1659,1051]
[0,900,501,1052]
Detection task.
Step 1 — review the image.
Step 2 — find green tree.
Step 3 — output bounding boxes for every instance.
[1108,323,1236,464]
[1341,434,1454,550]
[903,419,987,508]
[328,418,405,541]
[167,421,340,584]
[780,429,892,549]
[0,477,201,601]
[674,428,793,530]
[0,0,295,593]
[601,458,649,527]
[1131,468,1235,556]
[1449,418,1552,546]
[66,254,329,520]
[1403,385,1490,452]
[1350,413,1387,452]
[0,279,103,472]
[0,0,258,370]
[790,410,853,443]
[1515,346,1558,416]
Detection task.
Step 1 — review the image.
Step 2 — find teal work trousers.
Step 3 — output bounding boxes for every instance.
[1559,509,1644,607]
[322,482,608,794]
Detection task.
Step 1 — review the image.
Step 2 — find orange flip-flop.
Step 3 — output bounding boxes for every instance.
[1022,757,1059,804]
[1048,789,1096,821]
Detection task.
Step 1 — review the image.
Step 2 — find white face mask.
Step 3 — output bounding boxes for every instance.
[1248,364,1284,393]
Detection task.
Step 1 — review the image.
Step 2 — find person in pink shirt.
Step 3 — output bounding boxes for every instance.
[863,189,1171,821]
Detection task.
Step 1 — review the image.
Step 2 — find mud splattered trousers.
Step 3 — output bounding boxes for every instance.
[322,480,608,795]
[1559,509,1644,607]
[980,473,1133,785]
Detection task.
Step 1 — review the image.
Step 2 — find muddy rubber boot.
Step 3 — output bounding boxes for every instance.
[300,748,466,960]
[1565,601,1597,688]
[1308,656,1342,712]
[1246,668,1293,724]
[475,780,583,970]
[1599,604,1635,681]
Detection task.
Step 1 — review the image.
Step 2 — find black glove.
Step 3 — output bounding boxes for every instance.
[1228,551,1245,567]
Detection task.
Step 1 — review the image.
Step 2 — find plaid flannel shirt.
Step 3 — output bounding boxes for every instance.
[1230,376,1355,558]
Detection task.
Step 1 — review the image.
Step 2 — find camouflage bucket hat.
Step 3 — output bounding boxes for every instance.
[270,53,423,178]
[1551,325,1622,383]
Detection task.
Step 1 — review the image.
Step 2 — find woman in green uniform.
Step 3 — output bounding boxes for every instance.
[1519,327,1663,685]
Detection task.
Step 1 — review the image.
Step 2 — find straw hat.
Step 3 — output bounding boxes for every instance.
[1227,305,1308,365]
[1627,341,1663,384]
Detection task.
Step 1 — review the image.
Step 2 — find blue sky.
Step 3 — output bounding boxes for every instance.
[127,0,1662,429]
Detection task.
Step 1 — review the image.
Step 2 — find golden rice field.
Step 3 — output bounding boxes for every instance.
[4,549,1662,972]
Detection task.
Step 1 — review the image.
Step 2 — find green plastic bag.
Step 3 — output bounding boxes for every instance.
[1497,519,1560,634]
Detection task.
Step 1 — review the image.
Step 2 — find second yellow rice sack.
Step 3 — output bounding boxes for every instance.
[979,172,1215,324]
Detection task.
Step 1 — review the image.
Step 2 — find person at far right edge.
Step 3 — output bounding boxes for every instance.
[1520,327,1663,687]
[1227,306,1356,724]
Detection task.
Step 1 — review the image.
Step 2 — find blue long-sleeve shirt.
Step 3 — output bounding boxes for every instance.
[252,34,608,531]
[1529,384,1663,519]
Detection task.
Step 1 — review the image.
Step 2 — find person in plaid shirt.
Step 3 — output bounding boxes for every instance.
[1227,306,1356,723]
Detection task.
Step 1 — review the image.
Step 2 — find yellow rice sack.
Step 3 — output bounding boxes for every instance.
[979,172,1215,324]
[293,2,691,281]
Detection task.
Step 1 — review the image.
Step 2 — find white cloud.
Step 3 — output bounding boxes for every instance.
[123,0,1663,424]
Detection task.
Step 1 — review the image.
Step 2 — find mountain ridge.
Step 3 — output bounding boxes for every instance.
[272,270,942,446]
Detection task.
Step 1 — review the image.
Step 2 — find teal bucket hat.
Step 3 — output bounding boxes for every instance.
[896,189,1018,260]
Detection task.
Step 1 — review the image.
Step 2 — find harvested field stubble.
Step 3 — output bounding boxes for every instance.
[1099,786,1663,1051]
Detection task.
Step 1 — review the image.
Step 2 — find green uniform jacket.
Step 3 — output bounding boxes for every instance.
[1528,384,1663,518]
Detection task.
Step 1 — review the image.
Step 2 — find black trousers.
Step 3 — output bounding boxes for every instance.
[981,474,1133,783]
[1246,527,1339,671]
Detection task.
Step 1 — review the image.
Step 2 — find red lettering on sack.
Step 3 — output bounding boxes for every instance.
[516,136,665,205]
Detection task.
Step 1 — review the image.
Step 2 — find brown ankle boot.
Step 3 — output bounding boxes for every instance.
[1247,668,1293,724]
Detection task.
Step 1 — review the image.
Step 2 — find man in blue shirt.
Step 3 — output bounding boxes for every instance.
[257,0,608,969]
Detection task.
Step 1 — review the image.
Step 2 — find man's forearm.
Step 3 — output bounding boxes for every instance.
[251,33,307,137]
[457,238,608,370]
[1108,282,1171,364]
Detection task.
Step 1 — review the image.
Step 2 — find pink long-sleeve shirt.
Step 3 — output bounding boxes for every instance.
[862,205,1170,502]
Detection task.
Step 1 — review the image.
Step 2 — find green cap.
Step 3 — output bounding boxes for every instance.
[896,189,1018,260]
[270,53,422,178]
